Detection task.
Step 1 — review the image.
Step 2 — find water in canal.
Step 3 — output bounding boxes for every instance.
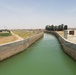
[0,33,76,75]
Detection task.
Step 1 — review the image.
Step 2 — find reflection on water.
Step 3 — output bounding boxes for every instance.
[0,33,76,75]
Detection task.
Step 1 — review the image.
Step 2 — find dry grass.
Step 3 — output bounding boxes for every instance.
[0,30,40,44]
[11,30,36,39]
[0,34,18,44]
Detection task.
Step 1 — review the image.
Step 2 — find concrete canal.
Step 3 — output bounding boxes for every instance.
[0,33,76,75]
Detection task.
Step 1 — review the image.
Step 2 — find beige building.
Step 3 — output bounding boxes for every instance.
[64,30,76,39]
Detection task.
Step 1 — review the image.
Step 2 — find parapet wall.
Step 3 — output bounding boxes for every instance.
[0,32,44,61]
[45,30,76,60]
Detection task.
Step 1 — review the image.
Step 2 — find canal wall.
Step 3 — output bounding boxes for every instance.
[0,32,44,61]
[45,30,76,60]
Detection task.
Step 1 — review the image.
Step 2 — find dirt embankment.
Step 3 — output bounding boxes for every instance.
[0,30,42,44]
[0,35,18,44]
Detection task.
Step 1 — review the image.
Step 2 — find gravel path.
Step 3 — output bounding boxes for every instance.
[11,32,24,41]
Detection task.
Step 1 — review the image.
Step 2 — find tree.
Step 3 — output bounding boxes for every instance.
[64,25,68,30]
[61,24,64,31]
[45,24,68,31]
[45,25,50,30]
[51,25,55,31]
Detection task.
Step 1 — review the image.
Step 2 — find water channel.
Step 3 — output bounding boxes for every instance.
[0,33,76,75]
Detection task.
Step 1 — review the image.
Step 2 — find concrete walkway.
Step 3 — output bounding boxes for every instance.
[57,31,76,43]
[67,36,76,43]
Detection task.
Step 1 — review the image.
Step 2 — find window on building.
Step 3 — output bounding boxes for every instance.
[69,31,74,35]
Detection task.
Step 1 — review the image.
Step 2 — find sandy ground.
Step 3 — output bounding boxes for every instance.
[0,35,18,44]
[11,32,24,41]
[67,36,76,43]
[56,31,64,37]
[57,31,76,43]
[0,32,23,44]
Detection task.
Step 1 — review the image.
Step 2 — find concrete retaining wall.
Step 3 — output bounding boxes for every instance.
[0,32,44,61]
[45,30,76,60]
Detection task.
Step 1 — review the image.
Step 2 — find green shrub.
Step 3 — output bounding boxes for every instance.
[0,33,11,36]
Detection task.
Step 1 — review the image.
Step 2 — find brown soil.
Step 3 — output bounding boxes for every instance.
[0,35,18,44]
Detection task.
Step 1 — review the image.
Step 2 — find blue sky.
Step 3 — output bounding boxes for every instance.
[0,0,76,29]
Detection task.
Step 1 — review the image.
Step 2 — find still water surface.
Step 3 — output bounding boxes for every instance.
[0,33,76,75]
